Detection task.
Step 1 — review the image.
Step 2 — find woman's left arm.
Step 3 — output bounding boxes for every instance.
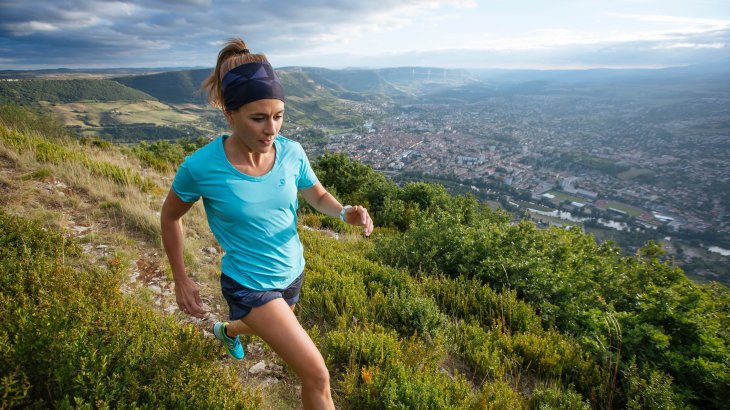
[300,182,373,237]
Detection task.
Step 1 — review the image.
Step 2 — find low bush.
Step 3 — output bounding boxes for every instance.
[0,210,261,408]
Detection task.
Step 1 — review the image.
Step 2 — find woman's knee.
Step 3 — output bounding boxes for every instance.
[300,361,330,391]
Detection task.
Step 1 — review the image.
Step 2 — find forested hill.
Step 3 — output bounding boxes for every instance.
[114,69,211,104]
[1,104,729,408]
[0,79,154,103]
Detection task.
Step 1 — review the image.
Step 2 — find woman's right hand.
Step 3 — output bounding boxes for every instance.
[174,275,206,317]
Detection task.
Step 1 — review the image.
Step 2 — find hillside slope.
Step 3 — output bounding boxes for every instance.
[1,105,728,409]
[114,69,211,104]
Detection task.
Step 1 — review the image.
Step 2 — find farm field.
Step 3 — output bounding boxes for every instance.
[42,100,202,127]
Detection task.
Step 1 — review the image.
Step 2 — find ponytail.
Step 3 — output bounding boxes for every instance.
[202,38,268,110]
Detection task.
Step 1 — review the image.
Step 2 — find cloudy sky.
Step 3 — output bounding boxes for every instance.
[1,0,729,70]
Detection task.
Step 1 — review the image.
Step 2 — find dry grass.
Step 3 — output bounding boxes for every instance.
[0,120,308,408]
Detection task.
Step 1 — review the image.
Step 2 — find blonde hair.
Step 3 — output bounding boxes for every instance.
[202,38,268,110]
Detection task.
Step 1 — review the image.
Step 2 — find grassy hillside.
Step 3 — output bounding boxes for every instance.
[0,79,154,103]
[1,105,728,409]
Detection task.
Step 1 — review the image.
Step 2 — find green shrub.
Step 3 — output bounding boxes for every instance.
[422,274,541,334]
[448,321,509,381]
[529,384,591,410]
[375,288,444,339]
[0,210,261,408]
[341,361,473,409]
[322,324,403,371]
[301,266,371,325]
[621,360,687,410]
[473,380,526,410]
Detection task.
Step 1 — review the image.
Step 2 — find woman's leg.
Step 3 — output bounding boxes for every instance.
[237,299,333,410]
[225,304,295,336]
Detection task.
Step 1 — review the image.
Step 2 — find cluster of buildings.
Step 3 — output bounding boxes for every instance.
[295,94,728,235]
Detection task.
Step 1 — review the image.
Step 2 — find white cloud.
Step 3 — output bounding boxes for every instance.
[8,21,60,35]
[655,42,726,49]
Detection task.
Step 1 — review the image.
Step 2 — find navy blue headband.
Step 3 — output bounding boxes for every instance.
[221,62,285,111]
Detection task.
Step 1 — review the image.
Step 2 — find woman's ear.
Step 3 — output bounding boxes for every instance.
[223,109,233,126]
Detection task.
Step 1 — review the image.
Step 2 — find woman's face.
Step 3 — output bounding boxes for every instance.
[225,99,284,154]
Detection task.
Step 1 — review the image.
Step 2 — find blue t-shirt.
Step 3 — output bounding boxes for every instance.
[171,134,318,291]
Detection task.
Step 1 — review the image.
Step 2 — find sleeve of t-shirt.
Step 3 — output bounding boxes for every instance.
[296,145,319,190]
[171,161,201,203]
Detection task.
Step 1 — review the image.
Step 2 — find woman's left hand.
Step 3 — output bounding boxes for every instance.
[344,205,374,237]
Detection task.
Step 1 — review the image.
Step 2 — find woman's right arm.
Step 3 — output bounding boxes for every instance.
[160,189,206,317]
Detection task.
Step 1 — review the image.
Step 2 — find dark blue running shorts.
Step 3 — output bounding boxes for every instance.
[220,271,304,320]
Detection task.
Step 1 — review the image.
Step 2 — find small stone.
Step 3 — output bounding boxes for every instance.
[249,361,267,375]
[148,285,162,294]
[203,246,218,255]
[248,342,265,356]
[72,226,89,234]
[261,377,279,387]
[269,363,283,373]
[164,306,177,313]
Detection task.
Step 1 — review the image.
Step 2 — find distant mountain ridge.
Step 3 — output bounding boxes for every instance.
[7,63,727,107]
[110,66,478,106]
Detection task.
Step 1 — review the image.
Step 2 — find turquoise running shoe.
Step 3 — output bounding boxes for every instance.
[213,322,244,360]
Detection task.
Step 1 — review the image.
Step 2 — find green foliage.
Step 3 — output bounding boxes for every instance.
[0,103,71,141]
[312,152,395,211]
[0,210,261,408]
[622,359,687,410]
[323,324,472,409]
[0,79,153,104]
[448,321,601,400]
[374,198,729,408]
[342,361,473,409]
[473,380,526,409]
[529,384,591,410]
[374,288,444,339]
[96,123,198,142]
[79,135,113,149]
[128,137,209,172]
[421,274,541,334]
[114,69,210,104]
